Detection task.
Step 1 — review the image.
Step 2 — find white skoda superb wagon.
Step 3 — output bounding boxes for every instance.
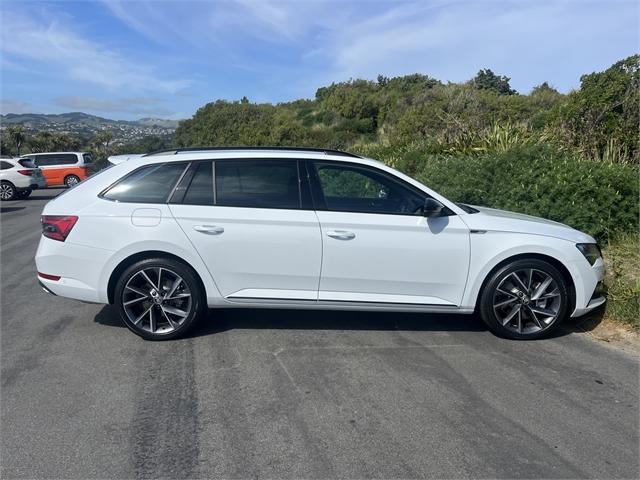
[35,147,606,340]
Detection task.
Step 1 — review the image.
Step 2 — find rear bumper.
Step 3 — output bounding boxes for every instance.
[35,236,111,304]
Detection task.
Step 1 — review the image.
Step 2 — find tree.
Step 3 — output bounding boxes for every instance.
[473,69,517,95]
[7,125,26,155]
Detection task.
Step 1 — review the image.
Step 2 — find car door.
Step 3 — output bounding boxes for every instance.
[169,159,322,301]
[310,160,470,306]
[33,155,60,186]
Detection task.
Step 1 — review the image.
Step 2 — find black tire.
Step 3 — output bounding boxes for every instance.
[64,175,80,188]
[16,190,32,199]
[479,258,568,340]
[114,257,206,340]
[0,181,16,201]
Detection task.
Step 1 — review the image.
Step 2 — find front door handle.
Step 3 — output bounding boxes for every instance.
[326,230,356,240]
[194,225,224,235]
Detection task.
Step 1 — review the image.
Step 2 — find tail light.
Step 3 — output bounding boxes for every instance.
[41,215,78,242]
[18,169,34,176]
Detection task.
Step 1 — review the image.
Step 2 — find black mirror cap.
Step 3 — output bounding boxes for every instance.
[423,198,444,217]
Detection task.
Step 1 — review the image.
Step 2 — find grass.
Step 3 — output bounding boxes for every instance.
[601,232,640,330]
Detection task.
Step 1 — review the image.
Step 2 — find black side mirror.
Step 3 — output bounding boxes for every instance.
[422,198,444,217]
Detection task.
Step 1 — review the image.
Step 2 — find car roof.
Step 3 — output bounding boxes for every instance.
[21,151,86,156]
[144,146,361,158]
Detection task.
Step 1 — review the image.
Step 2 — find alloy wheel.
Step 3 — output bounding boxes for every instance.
[122,267,192,334]
[492,268,562,335]
[66,176,80,187]
[0,183,15,200]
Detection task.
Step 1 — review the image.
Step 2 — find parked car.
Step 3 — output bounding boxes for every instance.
[0,158,47,200]
[20,152,94,188]
[35,147,605,340]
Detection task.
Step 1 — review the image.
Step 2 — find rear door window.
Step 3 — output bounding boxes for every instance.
[102,162,188,203]
[215,160,300,209]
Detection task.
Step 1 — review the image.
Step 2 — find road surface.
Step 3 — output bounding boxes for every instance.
[1,189,638,479]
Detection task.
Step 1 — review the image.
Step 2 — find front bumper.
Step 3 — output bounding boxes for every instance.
[570,257,606,317]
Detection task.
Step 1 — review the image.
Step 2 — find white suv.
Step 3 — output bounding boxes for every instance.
[0,158,47,200]
[35,147,605,340]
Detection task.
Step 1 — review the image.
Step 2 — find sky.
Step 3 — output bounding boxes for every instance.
[0,0,638,121]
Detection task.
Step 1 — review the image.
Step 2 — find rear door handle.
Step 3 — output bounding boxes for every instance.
[194,225,224,235]
[326,230,356,240]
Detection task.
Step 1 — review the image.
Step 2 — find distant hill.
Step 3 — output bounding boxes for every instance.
[0,112,180,146]
[0,112,180,129]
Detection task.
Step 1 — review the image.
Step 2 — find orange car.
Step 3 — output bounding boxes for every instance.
[20,152,95,188]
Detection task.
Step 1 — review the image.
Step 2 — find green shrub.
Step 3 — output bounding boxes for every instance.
[602,232,640,329]
[359,145,638,242]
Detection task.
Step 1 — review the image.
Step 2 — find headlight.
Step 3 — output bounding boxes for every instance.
[576,243,602,265]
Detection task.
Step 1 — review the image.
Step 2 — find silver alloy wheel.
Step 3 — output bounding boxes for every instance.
[0,183,14,200]
[492,268,562,335]
[122,267,192,334]
[65,176,79,187]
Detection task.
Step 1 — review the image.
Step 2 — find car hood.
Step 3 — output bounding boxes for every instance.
[462,205,596,243]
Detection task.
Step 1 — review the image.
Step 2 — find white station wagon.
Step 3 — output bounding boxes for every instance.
[35,147,605,340]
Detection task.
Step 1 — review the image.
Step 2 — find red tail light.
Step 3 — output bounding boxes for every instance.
[41,215,78,242]
[38,272,61,281]
[17,169,33,176]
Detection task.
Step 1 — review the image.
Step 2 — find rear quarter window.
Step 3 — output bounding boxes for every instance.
[102,163,188,203]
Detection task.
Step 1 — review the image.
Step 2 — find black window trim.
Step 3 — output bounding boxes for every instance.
[98,161,191,204]
[308,159,455,217]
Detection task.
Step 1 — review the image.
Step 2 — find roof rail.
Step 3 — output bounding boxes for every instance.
[144,146,362,158]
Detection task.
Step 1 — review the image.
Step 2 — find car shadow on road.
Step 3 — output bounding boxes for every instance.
[0,206,26,214]
[94,303,605,340]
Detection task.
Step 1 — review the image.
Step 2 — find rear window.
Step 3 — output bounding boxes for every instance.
[215,160,300,209]
[0,161,13,170]
[82,154,93,164]
[103,163,188,203]
[18,159,36,168]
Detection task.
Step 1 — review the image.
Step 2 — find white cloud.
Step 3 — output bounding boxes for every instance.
[54,96,174,116]
[0,9,189,93]
[0,100,34,114]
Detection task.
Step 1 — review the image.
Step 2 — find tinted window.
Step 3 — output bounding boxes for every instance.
[83,154,92,164]
[18,159,36,168]
[0,161,13,170]
[216,160,300,209]
[183,161,214,205]
[314,163,425,215]
[103,163,187,203]
[35,154,78,166]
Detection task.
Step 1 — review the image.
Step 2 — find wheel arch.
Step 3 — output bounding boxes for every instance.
[107,250,207,304]
[474,252,576,313]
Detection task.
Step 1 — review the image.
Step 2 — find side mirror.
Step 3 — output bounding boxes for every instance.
[422,198,444,217]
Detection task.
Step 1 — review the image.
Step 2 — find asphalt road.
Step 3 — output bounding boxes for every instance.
[1,188,639,479]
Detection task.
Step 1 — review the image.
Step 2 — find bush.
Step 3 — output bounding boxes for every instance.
[602,232,640,329]
[358,145,639,242]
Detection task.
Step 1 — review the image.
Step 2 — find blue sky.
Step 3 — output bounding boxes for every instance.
[1,0,638,120]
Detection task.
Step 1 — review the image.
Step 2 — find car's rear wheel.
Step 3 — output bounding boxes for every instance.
[480,259,568,340]
[16,189,32,199]
[114,258,205,340]
[0,181,16,201]
[64,175,80,187]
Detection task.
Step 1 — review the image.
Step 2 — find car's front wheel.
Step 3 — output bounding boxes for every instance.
[480,259,568,340]
[114,258,205,340]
